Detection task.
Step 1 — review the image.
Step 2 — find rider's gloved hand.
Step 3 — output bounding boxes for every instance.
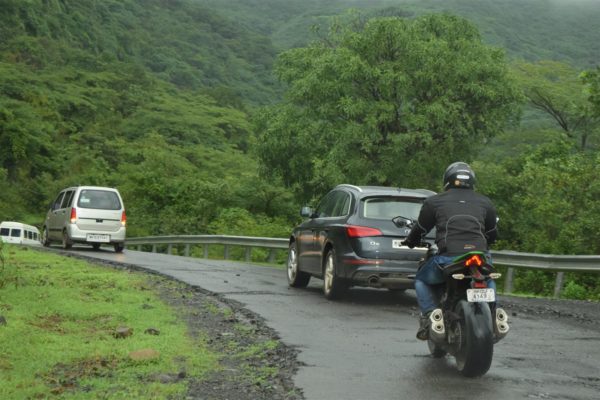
[401,239,415,249]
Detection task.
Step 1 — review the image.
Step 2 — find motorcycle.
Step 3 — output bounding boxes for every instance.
[393,216,509,377]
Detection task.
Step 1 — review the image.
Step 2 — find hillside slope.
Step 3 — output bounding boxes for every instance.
[0,0,289,234]
[202,0,600,67]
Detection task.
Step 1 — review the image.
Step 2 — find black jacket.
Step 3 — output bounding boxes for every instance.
[405,188,497,256]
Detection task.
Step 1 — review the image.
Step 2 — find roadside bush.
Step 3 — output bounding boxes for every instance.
[564,273,600,300]
[513,270,556,297]
[561,281,588,300]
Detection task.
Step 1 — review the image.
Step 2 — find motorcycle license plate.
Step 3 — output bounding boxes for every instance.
[467,288,495,302]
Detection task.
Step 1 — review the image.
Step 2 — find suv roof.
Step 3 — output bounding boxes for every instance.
[335,184,436,198]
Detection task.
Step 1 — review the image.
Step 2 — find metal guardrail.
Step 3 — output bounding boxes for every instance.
[126,235,288,263]
[126,235,600,298]
[491,250,600,298]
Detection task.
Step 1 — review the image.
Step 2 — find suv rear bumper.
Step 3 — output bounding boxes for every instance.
[67,224,126,244]
[345,261,418,289]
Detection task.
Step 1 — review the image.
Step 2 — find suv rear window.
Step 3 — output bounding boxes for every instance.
[362,197,423,220]
[77,190,121,210]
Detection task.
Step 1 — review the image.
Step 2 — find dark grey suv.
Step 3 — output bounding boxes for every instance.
[287,185,435,299]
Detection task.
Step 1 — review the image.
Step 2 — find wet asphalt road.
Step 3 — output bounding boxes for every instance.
[65,248,600,400]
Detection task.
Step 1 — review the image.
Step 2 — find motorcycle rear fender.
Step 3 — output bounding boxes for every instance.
[458,300,494,341]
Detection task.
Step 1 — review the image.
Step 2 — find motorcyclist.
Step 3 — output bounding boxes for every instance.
[402,162,506,340]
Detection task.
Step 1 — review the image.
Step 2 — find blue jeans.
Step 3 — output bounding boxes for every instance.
[415,254,497,314]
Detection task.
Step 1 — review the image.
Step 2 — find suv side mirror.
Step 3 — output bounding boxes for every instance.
[300,206,313,218]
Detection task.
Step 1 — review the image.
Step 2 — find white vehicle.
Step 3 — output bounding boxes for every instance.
[0,221,41,245]
[42,186,126,252]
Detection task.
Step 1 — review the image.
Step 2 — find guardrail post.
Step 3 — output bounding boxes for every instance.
[553,272,565,298]
[268,249,276,263]
[167,244,173,255]
[504,267,514,294]
[152,244,157,253]
[137,245,142,251]
[203,245,209,259]
[245,247,251,262]
[224,245,230,260]
[184,244,190,257]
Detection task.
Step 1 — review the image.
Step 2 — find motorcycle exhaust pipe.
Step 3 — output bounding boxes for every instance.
[494,308,510,341]
[429,308,445,343]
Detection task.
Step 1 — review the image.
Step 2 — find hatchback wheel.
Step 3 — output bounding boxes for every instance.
[323,249,347,300]
[62,230,72,250]
[42,227,50,247]
[287,242,310,288]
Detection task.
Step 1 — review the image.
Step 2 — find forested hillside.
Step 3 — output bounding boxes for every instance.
[0,0,294,237]
[203,0,600,68]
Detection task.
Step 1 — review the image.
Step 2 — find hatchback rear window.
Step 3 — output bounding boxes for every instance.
[362,197,423,220]
[77,190,121,210]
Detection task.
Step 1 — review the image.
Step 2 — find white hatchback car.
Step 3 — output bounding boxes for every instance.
[42,186,126,252]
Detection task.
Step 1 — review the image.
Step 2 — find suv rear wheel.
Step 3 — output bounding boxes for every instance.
[323,249,348,300]
[287,242,310,288]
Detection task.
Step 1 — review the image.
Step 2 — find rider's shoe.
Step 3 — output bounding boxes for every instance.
[493,307,510,343]
[416,311,431,341]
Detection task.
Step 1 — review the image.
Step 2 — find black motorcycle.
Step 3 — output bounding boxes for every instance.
[393,216,509,377]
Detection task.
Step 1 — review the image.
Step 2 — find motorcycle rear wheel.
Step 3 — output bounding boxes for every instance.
[427,339,447,358]
[453,300,494,377]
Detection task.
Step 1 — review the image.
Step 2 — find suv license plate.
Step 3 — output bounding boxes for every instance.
[87,234,110,243]
[467,288,495,302]
[392,240,404,249]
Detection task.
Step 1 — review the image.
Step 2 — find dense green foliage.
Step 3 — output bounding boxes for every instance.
[256,14,521,201]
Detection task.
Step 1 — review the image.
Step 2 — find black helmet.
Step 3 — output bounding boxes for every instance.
[443,162,475,190]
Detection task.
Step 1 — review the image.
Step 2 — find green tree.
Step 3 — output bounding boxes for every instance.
[513,61,600,150]
[582,66,600,117]
[255,14,522,201]
[476,140,600,255]
[476,140,600,299]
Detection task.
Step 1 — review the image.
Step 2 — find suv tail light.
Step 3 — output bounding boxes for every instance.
[121,210,127,227]
[70,208,77,224]
[346,225,383,238]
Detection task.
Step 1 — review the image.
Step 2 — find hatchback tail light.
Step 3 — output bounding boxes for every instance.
[121,210,127,227]
[70,208,77,224]
[346,225,383,238]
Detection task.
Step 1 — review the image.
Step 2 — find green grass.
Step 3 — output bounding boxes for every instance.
[0,245,218,399]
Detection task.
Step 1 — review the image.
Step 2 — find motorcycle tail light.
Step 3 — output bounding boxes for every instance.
[465,254,483,267]
[473,281,487,288]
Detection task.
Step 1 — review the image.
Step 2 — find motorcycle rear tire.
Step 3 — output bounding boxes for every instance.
[427,339,447,358]
[454,300,494,377]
